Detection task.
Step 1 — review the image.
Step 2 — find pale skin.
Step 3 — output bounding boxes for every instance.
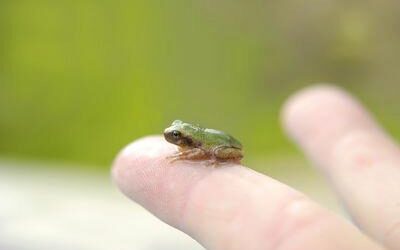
[112,85,400,250]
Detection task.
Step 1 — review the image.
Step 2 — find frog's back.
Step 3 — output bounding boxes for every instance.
[203,128,242,149]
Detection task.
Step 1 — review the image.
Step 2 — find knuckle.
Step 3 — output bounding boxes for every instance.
[333,130,382,170]
[269,196,327,249]
[384,220,400,249]
[333,129,400,172]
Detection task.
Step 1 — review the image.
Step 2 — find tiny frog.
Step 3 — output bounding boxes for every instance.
[163,120,243,165]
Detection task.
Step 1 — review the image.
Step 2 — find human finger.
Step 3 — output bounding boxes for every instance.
[112,136,382,250]
[283,85,400,249]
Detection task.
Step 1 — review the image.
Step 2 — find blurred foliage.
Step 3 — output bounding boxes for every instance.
[1,0,400,168]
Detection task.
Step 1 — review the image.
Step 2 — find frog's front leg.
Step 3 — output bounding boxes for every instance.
[167,148,208,163]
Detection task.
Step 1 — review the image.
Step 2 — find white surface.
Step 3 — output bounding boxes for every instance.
[0,160,203,250]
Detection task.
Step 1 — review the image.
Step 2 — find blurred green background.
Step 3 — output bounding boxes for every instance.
[1,0,400,170]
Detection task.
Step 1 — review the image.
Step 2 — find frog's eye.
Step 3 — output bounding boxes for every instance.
[172,130,181,138]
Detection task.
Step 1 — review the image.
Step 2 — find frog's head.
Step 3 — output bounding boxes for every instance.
[164,120,196,147]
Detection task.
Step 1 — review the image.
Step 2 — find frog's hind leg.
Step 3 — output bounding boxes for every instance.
[213,146,243,164]
[167,148,208,163]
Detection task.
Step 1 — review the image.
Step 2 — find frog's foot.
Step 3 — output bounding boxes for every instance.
[205,159,219,168]
[206,158,233,168]
[205,158,241,168]
[166,148,207,164]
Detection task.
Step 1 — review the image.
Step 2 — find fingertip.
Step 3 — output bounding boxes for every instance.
[281,84,378,153]
[282,84,350,140]
[110,135,221,226]
[111,136,174,203]
[112,135,155,182]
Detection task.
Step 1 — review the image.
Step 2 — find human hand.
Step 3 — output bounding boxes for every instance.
[112,85,399,250]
